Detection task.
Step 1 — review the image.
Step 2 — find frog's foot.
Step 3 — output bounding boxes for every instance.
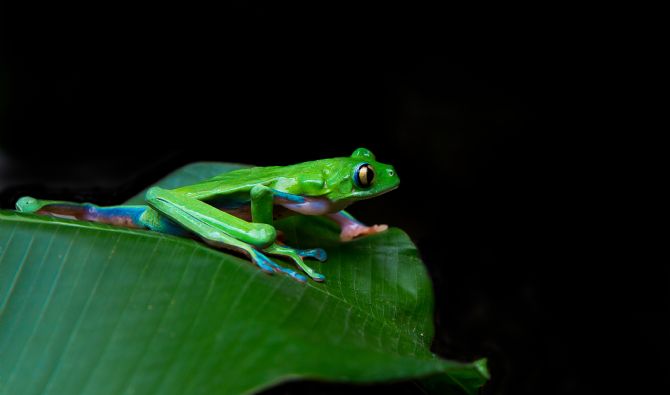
[340,224,388,242]
[205,239,308,283]
[263,244,326,282]
[328,211,389,242]
[253,252,308,283]
[16,196,49,213]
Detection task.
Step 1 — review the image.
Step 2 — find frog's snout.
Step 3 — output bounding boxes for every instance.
[386,166,400,188]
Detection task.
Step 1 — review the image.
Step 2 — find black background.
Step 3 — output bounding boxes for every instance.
[0,3,663,395]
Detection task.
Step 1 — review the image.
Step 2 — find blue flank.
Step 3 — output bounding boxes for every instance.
[271,189,306,203]
[90,205,189,237]
[96,206,145,222]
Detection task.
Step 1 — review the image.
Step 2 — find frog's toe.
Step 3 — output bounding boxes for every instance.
[268,260,308,282]
[253,250,308,282]
[263,244,326,282]
[16,196,43,213]
[298,248,328,262]
[251,253,276,274]
[311,272,326,282]
[288,271,308,283]
[299,266,325,282]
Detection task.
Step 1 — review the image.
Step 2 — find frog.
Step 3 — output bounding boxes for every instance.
[14,148,399,283]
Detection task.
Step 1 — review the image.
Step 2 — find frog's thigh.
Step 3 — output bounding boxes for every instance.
[145,187,276,248]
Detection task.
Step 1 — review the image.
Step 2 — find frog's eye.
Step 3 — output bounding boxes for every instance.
[354,163,375,188]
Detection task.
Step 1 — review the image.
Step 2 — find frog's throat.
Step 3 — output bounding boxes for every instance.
[279,185,398,216]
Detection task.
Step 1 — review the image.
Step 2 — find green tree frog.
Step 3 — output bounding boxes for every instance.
[15,148,399,283]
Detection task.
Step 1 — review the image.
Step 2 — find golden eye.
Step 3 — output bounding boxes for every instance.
[355,164,375,188]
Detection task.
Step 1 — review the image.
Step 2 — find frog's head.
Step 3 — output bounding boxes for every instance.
[324,148,400,205]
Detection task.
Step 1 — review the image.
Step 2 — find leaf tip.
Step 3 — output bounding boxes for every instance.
[473,358,490,380]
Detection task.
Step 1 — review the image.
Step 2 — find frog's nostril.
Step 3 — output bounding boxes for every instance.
[387,169,394,176]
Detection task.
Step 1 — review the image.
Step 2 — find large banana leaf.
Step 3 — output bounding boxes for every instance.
[0,162,488,394]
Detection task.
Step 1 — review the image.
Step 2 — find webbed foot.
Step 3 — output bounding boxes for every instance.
[255,252,308,282]
[263,244,326,282]
[204,240,309,283]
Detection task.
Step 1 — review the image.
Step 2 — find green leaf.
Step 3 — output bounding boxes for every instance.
[0,162,488,395]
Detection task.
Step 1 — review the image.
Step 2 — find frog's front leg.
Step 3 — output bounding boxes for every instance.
[328,211,388,242]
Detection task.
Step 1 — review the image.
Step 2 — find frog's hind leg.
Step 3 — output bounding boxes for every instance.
[145,187,310,282]
[16,196,190,237]
[16,196,145,226]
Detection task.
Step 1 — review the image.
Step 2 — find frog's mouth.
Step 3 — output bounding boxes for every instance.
[347,184,400,204]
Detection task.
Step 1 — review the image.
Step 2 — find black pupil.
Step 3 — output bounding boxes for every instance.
[362,165,374,186]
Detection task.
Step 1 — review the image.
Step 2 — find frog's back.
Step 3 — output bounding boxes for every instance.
[172,158,342,200]
[208,164,310,186]
[172,165,290,199]
[204,159,334,186]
